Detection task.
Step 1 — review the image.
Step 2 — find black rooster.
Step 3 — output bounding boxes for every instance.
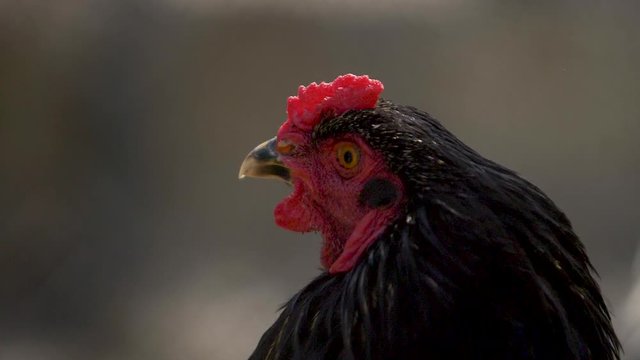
[239,74,620,359]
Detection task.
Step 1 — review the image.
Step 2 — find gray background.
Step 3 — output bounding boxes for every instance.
[1,1,639,359]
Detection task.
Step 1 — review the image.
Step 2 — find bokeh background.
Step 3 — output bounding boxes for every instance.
[1,1,639,359]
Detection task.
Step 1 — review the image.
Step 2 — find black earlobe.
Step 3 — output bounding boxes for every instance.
[359,178,399,208]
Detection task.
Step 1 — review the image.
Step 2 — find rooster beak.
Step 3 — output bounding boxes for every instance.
[238,137,291,183]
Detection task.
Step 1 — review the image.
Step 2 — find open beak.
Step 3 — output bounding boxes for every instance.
[238,137,291,184]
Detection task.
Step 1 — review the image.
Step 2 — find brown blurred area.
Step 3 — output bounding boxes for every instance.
[1,1,639,359]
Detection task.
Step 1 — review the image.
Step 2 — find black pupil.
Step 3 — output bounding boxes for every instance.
[343,151,353,164]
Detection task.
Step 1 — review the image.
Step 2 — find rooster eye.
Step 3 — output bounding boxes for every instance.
[336,143,360,170]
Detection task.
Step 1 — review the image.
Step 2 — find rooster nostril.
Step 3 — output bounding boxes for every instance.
[358,178,399,208]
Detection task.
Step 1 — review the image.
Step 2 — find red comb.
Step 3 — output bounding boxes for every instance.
[278,74,384,136]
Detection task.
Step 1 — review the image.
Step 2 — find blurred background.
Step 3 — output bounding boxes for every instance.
[1,0,639,359]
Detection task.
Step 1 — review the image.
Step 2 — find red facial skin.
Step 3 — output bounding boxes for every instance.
[274,133,405,274]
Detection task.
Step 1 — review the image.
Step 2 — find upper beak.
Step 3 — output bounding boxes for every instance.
[238,137,291,183]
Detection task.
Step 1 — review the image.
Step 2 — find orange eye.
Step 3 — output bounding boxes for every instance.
[336,142,360,169]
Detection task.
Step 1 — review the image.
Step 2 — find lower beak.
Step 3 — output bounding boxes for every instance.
[238,137,291,183]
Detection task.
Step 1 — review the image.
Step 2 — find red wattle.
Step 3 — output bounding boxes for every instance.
[328,209,393,274]
[274,182,315,233]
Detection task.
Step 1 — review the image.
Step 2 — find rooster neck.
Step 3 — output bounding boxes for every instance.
[250,200,617,360]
